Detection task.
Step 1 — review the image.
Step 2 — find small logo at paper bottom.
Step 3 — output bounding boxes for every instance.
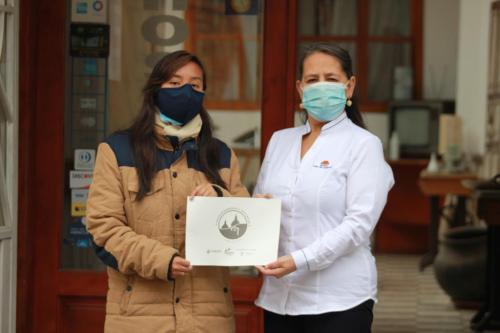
[217,208,250,240]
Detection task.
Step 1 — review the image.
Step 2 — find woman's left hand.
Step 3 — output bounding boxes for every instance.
[190,183,217,197]
[256,255,297,278]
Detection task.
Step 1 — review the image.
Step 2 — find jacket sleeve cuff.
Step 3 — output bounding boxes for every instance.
[166,252,179,281]
[291,249,310,272]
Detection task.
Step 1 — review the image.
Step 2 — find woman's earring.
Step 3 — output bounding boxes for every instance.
[346,99,352,107]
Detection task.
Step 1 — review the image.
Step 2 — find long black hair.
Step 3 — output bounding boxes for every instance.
[129,50,227,200]
[298,43,366,129]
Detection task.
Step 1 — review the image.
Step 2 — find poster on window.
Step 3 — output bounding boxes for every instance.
[71,0,108,23]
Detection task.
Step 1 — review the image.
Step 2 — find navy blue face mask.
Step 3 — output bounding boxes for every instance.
[155,84,205,126]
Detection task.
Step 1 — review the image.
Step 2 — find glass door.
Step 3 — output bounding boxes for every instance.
[58,0,266,331]
[61,0,264,277]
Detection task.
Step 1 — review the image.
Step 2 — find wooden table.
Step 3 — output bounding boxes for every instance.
[417,171,478,271]
[470,180,500,331]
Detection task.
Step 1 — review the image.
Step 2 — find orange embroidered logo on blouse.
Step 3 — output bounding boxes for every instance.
[313,160,332,169]
[320,160,330,168]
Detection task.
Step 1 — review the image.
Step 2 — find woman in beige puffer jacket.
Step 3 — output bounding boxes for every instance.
[86,50,249,333]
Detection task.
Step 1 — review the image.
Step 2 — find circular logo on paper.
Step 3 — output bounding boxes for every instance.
[217,208,249,240]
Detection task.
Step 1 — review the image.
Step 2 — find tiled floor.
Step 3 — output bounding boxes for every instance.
[373,254,498,333]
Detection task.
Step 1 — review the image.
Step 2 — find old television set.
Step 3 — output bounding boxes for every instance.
[388,100,455,158]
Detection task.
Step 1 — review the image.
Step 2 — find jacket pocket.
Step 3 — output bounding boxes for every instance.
[126,175,166,227]
[127,174,165,202]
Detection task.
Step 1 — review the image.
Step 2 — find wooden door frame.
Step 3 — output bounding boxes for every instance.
[17,0,296,332]
[18,0,66,332]
[261,0,297,155]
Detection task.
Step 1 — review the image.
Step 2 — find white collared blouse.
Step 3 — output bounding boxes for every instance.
[254,114,394,315]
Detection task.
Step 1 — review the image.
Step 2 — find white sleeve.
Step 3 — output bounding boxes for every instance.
[252,133,278,197]
[294,136,395,271]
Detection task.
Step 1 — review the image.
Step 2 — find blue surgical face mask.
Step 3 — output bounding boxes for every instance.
[155,84,205,126]
[302,81,347,122]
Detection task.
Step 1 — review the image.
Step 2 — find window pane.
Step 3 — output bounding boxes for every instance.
[0,119,5,227]
[369,0,410,36]
[194,1,247,34]
[0,12,5,89]
[0,120,4,176]
[489,7,500,94]
[368,43,411,101]
[191,0,263,106]
[298,0,357,36]
[197,39,241,101]
[242,39,261,101]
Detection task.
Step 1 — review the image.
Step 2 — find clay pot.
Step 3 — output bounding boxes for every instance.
[433,225,487,307]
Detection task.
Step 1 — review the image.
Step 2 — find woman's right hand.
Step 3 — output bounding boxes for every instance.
[254,194,273,199]
[169,256,192,279]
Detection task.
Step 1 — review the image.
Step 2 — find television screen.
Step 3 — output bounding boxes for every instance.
[388,100,455,158]
[395,108,430,146]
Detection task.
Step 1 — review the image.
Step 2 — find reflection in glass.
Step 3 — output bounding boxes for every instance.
[298,0,357,36]
[190,0,262,108]
[198,39,241,101]
[194,0,246,34]
[368,43,411,101]
[369,0,410,36]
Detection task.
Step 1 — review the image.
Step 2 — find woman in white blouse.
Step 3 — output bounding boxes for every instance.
[254,43,394,332]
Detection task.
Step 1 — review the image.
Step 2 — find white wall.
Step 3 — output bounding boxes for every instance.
[423,0,459,100]
[455,0,494,155]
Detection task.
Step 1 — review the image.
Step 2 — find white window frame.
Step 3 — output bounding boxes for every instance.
[0,0,19,332]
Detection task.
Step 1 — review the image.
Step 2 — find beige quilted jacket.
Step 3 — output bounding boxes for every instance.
[86,131,249,333]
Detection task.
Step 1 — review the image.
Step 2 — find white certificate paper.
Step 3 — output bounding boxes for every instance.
[186,197,281,266]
